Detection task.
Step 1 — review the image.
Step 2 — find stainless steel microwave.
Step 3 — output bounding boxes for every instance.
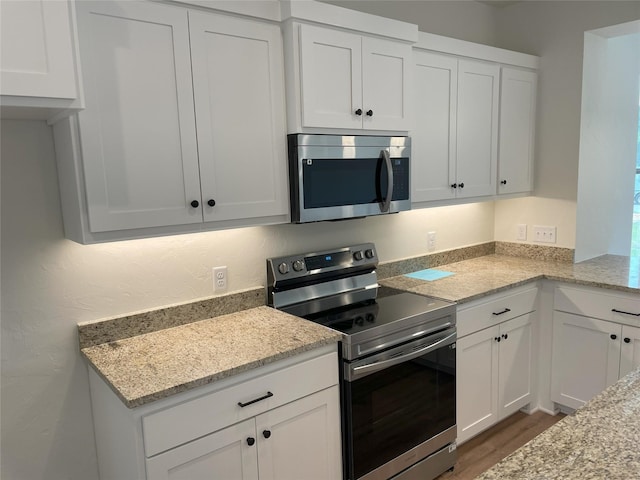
[288,134,411,223]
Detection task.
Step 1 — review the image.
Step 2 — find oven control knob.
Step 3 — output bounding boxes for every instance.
[364,249,375,259]
[277,262,289,275]
[292,259,305,272]
[353,251,363,261]
[366,314,375,323]
[355,316,364,325]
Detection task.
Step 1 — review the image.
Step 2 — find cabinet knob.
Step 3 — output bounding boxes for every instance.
[495,336,501,342]
[247,437,255,446]
[451,183,458,189]
[501,180,507,185]
[207,199,216,207]
[610,334,617,340]
[624,337,631,343]
[190,200,199,208]
[459,182,465,189]
[502,333,509,340]
[355,108,363,116]
[263,430,271,439]
[366,109,373,116]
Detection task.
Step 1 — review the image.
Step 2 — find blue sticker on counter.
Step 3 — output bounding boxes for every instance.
[404,269,455,281]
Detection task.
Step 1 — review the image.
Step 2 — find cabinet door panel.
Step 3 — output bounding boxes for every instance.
[412,51,457,202]
[499,314,532,417]
[146,419,259,480]
[299,24,362,129]
[498,68,537,194]
[456,60,499,198]
[256,386,341,480]
[76,1,201,232]
[0,0,77,99]
[189,11,288,223]
[620,325,640,378]
[361,37,410,131]
[457,326,499,444]
[551,312,621,409]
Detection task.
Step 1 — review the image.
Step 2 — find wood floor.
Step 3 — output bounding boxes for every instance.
[439,411,565,479]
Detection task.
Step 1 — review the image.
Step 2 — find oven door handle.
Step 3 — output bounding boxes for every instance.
[379,149,393,213]
[349,330,456,381]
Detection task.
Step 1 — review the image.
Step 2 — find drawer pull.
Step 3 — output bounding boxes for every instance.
[612,308,640,317]
[492,308,511,316]
[238,391,273,408]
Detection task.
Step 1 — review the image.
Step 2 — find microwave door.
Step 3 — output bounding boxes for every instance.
[377,149,394,213]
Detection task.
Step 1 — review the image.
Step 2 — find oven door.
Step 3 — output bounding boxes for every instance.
[343,327,456,480]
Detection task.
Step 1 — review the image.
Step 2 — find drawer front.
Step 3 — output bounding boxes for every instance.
[142,351,338,457]
[555,285,640,325]
[457,286,538,338]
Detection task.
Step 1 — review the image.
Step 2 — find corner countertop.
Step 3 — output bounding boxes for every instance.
[475,366,640,479]
[81,306,341,408]
[379,254,639,304]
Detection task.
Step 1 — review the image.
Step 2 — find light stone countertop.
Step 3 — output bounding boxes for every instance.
[379,254,639,304]
[81,306,341,408]
[475,366,640,480]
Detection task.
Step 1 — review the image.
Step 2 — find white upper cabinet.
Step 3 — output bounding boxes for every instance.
[412,51,457,202]
[0,0,80,118]
[411,33,539,207]
[75,0,202,233]
[456,60,500,198]
[189,11,288,224]
[298,24,411,132]
[498,67,538,195]
[54,1,288,243]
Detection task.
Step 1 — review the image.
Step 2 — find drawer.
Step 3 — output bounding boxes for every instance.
[457,285,538,338]
[555,285,640,325]
[142,351,338,457]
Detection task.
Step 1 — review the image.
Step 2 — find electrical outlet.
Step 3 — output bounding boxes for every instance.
[533,226,556,244]
[213,266,227,292]
[516,224,527,241]
[427,231,436,252]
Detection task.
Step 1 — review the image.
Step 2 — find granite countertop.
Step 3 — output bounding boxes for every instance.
[81,306,341,408]
[380,254,639,304]
[476,366,640,479]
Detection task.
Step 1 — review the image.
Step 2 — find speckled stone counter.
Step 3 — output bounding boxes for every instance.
[81,306,341,408]
[380,254,639,304]
[476,366,640,479]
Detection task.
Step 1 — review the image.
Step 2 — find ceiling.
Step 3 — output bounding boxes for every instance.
[476,0,522,8]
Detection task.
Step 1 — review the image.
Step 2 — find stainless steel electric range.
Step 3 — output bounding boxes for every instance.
[267,243,457,480]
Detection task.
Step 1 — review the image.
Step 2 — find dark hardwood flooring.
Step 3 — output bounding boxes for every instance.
[439,411,565,479]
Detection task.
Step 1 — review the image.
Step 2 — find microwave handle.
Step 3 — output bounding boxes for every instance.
[380,149,393,213]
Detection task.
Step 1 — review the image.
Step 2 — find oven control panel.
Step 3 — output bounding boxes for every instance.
[266,243,378,283]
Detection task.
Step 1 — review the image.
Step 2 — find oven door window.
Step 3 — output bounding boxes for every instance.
[302,157,409,209]
[345,343,456,479]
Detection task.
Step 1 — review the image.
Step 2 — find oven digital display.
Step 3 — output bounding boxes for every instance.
[305,251,351,270]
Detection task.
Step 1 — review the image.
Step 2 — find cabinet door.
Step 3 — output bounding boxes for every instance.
[412,51,457,203]
[299,24,363,129]
[256,386,342,480]
[361,37,411,131]
[498,68,537,195]
[146,418,259,480]
[498,314,533,418]
[551,312,621,410]
[75,1,202,232]
[457,325,499,444]
[620,324,640,378]
[0,0,77,99]
[189,11,288,224]
[455,60,499,198]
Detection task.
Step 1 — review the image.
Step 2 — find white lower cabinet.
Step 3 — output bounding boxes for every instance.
[146,387,340,480]
[88,346,341,480]
[456,286,536,444]
[551,285,640,410]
